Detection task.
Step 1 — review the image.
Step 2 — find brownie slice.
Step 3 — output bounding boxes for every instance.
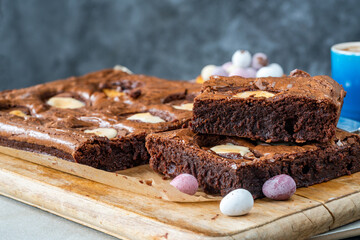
[146,128,360,198]
[0,69,200,171]
[191,71,346,143]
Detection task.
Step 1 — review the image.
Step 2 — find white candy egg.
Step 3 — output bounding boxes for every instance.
[232,50,252,68]
[256,67,273,77]
[256,63,284,77]
[201,65,217,81]
[220,189,254,216]
[268,63,284,76]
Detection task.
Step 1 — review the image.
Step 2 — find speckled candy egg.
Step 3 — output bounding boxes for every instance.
[251,52,268,69]
[212,66,229,77]
[229,67,248,77]
[262,174,296,200]
[170,173,199,195]
[244,67,257,78]
[232,50,252,68]
[222,61,233,72]
[220,189,254,216]
[229,67,256,78]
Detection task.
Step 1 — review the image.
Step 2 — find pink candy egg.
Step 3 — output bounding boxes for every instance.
[222,61,233,72]
[229,68,248,77]
[262,174,296,200]
[229,67,256,78]
[245,68,256,78]
[212,66,229,77]
[170,173,199,195]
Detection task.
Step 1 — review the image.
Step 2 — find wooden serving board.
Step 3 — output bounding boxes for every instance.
[1,151,360,239]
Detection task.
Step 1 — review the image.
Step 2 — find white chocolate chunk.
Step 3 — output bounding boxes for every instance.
[103,88,125,98]
[113,65,133,74]
[231,164,238,170]
[336,140,344,147]
[127,112,165,123]
[9,110,27,117]
[233,90,275,99]
[172,103,193,111]
[210,143,250,156]
[84,128,118,139]
[47,97,85,109]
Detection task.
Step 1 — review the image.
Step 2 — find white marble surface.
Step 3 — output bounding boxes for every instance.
[1,194,359,240]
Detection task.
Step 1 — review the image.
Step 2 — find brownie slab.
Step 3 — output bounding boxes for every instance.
[191,71,346,143]
[146,128,360,198]
[0,69,200,171]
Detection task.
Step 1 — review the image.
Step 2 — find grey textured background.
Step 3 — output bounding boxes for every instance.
[0,0,359,90]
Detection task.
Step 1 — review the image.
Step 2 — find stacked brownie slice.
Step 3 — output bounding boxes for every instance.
[146,70,360,198]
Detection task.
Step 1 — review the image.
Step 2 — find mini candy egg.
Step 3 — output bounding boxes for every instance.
[220,189,254,216]
[229,68,248,77]
[229,67,256,78]
[245,68,257,78]
[232,50,252,68]
[201,65,217,81]
[225,64,238,74]
[256,63,284,77]
[222,61,233,72]
[195,75,204,84]
[262,174,296,200]
[251,52,268,69]
[170,173,199,195]
[268,63,284,76]
[212,66,229,77]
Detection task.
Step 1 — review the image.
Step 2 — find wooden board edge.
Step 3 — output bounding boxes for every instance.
[0,168,232,240]
[326,191,360,230]
[1,188,334,240]
[229,205,333,240]
[0,145,222,203]
[0,165,336,240]
[1,147,358,239]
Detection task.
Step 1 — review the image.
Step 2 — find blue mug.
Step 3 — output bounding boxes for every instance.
[331,42,360,121]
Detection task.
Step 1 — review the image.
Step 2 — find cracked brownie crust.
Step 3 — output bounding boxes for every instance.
[0,69,200,171]
[146,128,360,198]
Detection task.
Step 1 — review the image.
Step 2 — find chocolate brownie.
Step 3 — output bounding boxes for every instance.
[0,69,200,171]
[146,128,360,198]
[191,70,346,143]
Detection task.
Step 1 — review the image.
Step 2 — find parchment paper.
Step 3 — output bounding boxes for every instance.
[0,145,221,202]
